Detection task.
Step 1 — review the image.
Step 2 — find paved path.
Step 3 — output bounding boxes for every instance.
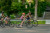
[0,24,50,33]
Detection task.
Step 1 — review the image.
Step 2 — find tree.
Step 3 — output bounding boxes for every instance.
[22,0,25,5]
[0,0,12,16]
[0,0,5,11]
[34,0,38,20]
[11,0,22,14]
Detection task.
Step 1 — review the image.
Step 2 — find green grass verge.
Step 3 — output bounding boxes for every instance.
[38,21,45,24]
[10,21,45,24]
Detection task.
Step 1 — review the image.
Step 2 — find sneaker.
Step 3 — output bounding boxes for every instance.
[20,25,22,28]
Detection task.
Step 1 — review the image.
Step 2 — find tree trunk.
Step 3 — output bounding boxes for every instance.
[34,0,38,20]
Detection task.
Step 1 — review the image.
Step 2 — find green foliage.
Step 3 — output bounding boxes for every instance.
[46,2,50,7]
[17,11,24,16]
[11,1,22,11]
[10,14,16,19]
[37,0,47,17]
[0,0,50,17]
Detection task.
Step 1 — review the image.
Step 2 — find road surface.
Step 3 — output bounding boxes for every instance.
[0,24,50,33]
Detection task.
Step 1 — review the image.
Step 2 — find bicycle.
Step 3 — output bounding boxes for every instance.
[3,20,14,28]
[16,19,38,28]
[25,14,38,28]
[0,18,5,28]
[0,21,4,28]
[2,17,14,28]
[26,20,38,28]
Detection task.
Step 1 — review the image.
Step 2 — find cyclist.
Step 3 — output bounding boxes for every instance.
[4,16,10,24]
[26,11,32,22]
[0,11,5,20]
[20,13,26,27]
[0,18,4,26]
[0,11,5,26]
[1,11,5,18]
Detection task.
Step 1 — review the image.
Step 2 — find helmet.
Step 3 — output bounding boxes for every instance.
[22,13,25,15]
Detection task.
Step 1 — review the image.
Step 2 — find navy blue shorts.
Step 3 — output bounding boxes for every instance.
[27,17,30,20]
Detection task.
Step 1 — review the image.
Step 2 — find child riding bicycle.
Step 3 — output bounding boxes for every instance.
[4,16,10,24]
[20,13,26,27]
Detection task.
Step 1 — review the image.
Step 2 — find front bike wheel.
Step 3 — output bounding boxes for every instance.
[26,21,33,28]
[9,22,14,27]
[33,20,38,27]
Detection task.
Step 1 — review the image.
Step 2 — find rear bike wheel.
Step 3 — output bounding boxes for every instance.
[26,21,33,28]
[33,20,38,27]
[0,21,5,28]
[1,23,5,28]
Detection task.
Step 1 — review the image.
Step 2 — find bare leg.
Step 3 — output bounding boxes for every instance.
[20,19,25,27]
[20,21,24,26]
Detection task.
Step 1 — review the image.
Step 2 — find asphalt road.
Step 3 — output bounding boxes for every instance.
[0,24,50,33]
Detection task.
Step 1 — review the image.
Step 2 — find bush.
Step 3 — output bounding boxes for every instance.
[10,14,16,19]
[37,1,47,17]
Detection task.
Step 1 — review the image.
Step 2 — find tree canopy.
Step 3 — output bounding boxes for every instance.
[0,0,49,17]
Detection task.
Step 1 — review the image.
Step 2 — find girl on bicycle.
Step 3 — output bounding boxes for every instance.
[20,13,26,27]
[4,16,10,24]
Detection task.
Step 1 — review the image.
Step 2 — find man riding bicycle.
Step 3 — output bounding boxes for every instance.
[0,18,4,26]
[26,11,32,21]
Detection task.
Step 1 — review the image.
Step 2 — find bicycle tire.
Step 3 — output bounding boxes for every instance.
[9,22,14,27]
[26,21,33,28]
[33,20,38,27]
[1,23,5,28]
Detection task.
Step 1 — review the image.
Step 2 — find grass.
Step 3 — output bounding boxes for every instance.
[38,21,45,24]
[10,21,45,24]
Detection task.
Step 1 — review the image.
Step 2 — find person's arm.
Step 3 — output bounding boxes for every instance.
[26,14,28,18]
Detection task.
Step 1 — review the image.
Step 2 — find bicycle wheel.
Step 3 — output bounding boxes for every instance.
[1,23,5,28]
[9,24,14,27]
[33,20,38,27]
[0,22,5,28]
[26,21,33,28]
[9,22,14,27]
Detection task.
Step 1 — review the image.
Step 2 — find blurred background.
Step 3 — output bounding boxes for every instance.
[0,0,50,19]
